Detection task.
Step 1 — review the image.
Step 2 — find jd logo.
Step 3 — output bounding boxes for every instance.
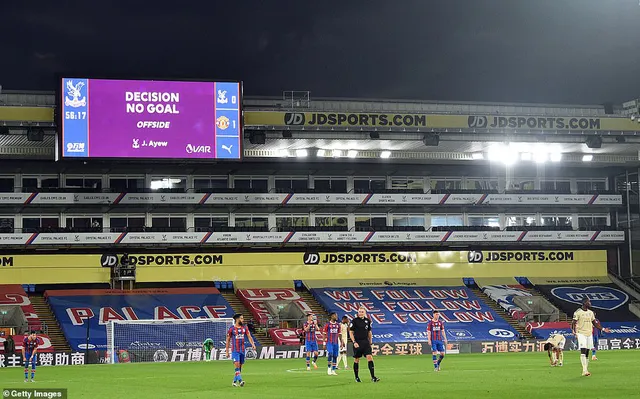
[468,116,488,128]
[100,254,118,267]
[303,252,320,265]
[467,251,483,263]
[551,286,629,311]
[489,329,516,338]
[285,113,305,125]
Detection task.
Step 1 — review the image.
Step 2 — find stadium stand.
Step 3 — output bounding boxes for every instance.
[45,288,233,351]
[308,282,520,342]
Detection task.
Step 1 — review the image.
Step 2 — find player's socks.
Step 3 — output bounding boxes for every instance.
[24,369,28,380]
[559,352,564,365]
[580,354,588,373]
[234,368,241,382]
[353,362,359,379]
[306,356,310,369]
[313,354,318,364]
[368,360,375,378]
[432,354,438,369]
[31,370,35,380]
[438,354,445,366]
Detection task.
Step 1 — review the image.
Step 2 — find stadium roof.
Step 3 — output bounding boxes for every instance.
[1,90,639,165]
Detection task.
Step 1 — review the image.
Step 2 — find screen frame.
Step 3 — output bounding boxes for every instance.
[55,75,244,162]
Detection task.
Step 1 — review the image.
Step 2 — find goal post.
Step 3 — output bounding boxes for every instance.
[106,318,234,364]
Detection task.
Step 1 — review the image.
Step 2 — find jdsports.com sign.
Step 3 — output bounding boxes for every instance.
[467,251,576,263]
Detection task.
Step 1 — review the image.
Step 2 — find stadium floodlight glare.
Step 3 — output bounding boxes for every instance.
[520,152,532,161]
[106,318,235,364]
[488,144,517,165]
[295,149,308,157]
[550,152,562,162]
[317,149,326,157]
[582,154,594,162]
[471,152,484,160]
[533,151,548,164]
[347,150,358,158]
[278,149,291,157]
[380,151,391,158]
[332,149,343,158]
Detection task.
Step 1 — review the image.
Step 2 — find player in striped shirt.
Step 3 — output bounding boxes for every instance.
[323,312,342,376]
[592,319,603,361]
[426,311,447,371]
[225,314,257,387]
[303,313,319,371]
[22,331,38,382]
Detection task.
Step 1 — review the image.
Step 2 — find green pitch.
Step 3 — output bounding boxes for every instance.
[2,352,639,398]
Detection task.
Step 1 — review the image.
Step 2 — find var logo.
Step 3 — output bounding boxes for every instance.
[303,252,320,265]
[467,251,483,263]
[284,113,305,125]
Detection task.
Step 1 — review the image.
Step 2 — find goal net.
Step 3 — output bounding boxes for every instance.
[106,318,234,363]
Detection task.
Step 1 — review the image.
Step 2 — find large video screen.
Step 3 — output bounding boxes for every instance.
[59,78,242,160]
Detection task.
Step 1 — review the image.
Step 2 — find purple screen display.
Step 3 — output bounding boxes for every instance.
[60,78,242,159]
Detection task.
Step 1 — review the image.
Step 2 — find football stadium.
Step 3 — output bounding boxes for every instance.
[0,82,640,399]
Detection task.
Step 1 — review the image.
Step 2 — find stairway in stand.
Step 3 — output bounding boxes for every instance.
[528,286,570,322]
[297,290,330,319]
[471,288,534,339]
[29,295,71,352]
[221,291,275,346]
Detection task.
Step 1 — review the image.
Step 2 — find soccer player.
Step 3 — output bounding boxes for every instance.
[543,333,566,366]
[349,306,380,383]
[336,316,349,369]
[22,331,38,382]
[225,314,256,387]
[426,310,447,371]
[323,312,342,375]
[202,338,214,362]
[303,313,319,371]
[572,299,610,376]
[591,319,602,361]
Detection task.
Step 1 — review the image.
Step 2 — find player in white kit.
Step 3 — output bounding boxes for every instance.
[572,298,610,376]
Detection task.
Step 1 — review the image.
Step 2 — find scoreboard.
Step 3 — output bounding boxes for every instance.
[59,78,242,160]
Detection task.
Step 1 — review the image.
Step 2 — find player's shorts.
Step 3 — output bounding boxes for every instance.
[353,341,372,358]
[231,351,245,364]
[305,341,318,352]
[24,353,36,368]
[577,333,593,350]
[431,340,446,353]
[556,336,566,350]
[326,343,339,358]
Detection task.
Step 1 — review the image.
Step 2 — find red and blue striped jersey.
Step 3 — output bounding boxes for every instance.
[227,326,247,352]
[323,321,340,345]
[304,321,317,343]
[427,320,445,341]
[23,336,38,353]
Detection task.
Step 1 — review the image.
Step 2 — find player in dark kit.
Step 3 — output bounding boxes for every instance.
[22,331,38,382]
[349,307,380,383]
[225,314,256,387]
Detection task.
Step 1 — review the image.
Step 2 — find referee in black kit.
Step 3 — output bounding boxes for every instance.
[349,306,380,383]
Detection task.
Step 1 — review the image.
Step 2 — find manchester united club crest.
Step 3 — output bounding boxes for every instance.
[216,116,230,130]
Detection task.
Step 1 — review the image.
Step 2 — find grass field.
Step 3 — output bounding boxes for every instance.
[1,351,639,398]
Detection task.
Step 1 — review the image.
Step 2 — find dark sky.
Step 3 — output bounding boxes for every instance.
[2,0,640,104]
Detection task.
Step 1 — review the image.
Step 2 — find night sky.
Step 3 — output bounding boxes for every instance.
[2,0,640,104]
